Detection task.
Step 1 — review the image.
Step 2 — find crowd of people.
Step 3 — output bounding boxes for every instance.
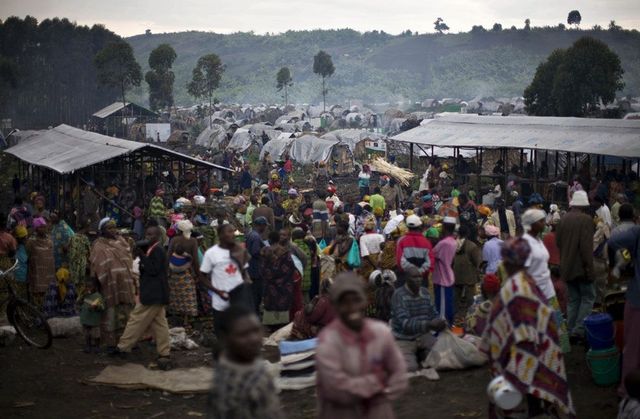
[2,159,640,418]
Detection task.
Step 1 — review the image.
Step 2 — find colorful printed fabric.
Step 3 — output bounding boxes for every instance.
[51,221,75,270]
[148,196,166,219]
[43,281,77,318]
[293,239,312,292]
[168,269,199,316]
[481,271,575,418]
[68,233,90,285]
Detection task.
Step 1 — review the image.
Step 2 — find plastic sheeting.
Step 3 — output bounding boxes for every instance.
[290,135,340,165]
[226,128,256,152]
[259,134,296,160]
[195,124,227,149]
[393,113,640,158]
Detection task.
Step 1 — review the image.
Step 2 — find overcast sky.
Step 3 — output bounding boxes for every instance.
[3,0,640,37]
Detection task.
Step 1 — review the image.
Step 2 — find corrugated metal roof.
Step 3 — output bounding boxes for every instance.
[93,102,131,118]
[3,124,231,174]
[92,101,157,119]
[392,113,640,158]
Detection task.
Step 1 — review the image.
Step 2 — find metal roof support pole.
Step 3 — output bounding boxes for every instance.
[503,147,508,195]
[533,149,538,194]
[476,148,482,198]
[555,152,559,179]
[409,143,414,172]
[75,173,81,228]
[567,152,572,187]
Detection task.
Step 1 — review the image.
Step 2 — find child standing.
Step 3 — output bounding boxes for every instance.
[208,305,283,419]
[79,278,105,353]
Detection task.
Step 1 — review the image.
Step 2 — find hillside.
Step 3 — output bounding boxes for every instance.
[127,27,640,106]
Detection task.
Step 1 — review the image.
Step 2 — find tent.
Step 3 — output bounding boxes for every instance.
[195,124,228,150]
[226,128,256,152]
[259,133,296,160]
[289,135,355,174]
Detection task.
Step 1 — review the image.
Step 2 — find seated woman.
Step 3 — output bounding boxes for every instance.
[481,238,575,419]
[465,273,500,337]
[290,279,335,340]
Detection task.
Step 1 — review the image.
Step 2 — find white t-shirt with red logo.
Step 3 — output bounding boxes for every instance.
[200,245,244,310]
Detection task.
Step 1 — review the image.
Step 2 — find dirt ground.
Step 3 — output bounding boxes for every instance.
[0,331,619,419]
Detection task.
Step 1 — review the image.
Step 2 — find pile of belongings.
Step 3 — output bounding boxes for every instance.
[277,338,317,390]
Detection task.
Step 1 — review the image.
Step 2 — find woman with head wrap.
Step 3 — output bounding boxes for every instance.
[482,224,503,275]
[166,219,200,325]
[49,211,75,271]
[25,217,55,312]
[521,209,570,353]
[481,238,575,419]
[90,218,136,352]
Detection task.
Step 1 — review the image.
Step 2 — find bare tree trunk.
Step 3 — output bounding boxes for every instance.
[284,84,288,107]
[322,76,326,112]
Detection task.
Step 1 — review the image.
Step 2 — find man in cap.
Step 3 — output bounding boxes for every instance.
[556,190,595,341]
[246,216,269,315]
[395,215,434,278]
[316,272,408,418]
[391,265,447,372]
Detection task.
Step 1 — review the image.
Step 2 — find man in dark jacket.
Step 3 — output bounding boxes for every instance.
[556,190,595,340]
[116,226,171,368]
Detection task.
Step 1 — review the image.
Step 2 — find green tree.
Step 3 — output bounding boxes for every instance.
[434,18,450,34]
[313,50,335,111]
[523,49,566,115]
[276,66,293,106]
[187,54,224,124]
[567,10,581,27]
[491,23,503,32]
[145,43,177,111]
[608,20,622,31]
[552,37,624,116]
[524,37,624,116]
[524,18,531,31]
[94,41,142,110]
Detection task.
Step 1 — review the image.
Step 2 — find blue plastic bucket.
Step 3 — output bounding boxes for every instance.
[584,312,614,350]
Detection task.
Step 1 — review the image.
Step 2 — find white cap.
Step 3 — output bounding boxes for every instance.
[406,214,422,228]
[443,216,457,225]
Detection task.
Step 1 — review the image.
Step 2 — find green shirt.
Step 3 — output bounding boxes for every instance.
[369,194,386,211]
[79,292,105,327]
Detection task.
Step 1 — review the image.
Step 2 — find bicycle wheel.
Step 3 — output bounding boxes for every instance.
[8,300,53,349]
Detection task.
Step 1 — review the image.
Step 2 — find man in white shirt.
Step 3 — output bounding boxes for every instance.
[594,196,613,229]
[200,223,251,336]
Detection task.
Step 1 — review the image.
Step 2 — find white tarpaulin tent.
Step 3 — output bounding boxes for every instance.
[195,124,227,149]
[259,133,296,160]
[226,128,256,152]
[290,135,340,165]
[392,113,640,158]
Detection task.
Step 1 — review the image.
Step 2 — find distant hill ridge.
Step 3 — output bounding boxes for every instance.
[126,27,640,106]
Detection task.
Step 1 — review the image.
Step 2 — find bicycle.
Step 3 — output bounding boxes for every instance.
[0,260,53,349]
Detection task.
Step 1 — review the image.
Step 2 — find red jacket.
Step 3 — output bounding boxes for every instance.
[395,231,435,274]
